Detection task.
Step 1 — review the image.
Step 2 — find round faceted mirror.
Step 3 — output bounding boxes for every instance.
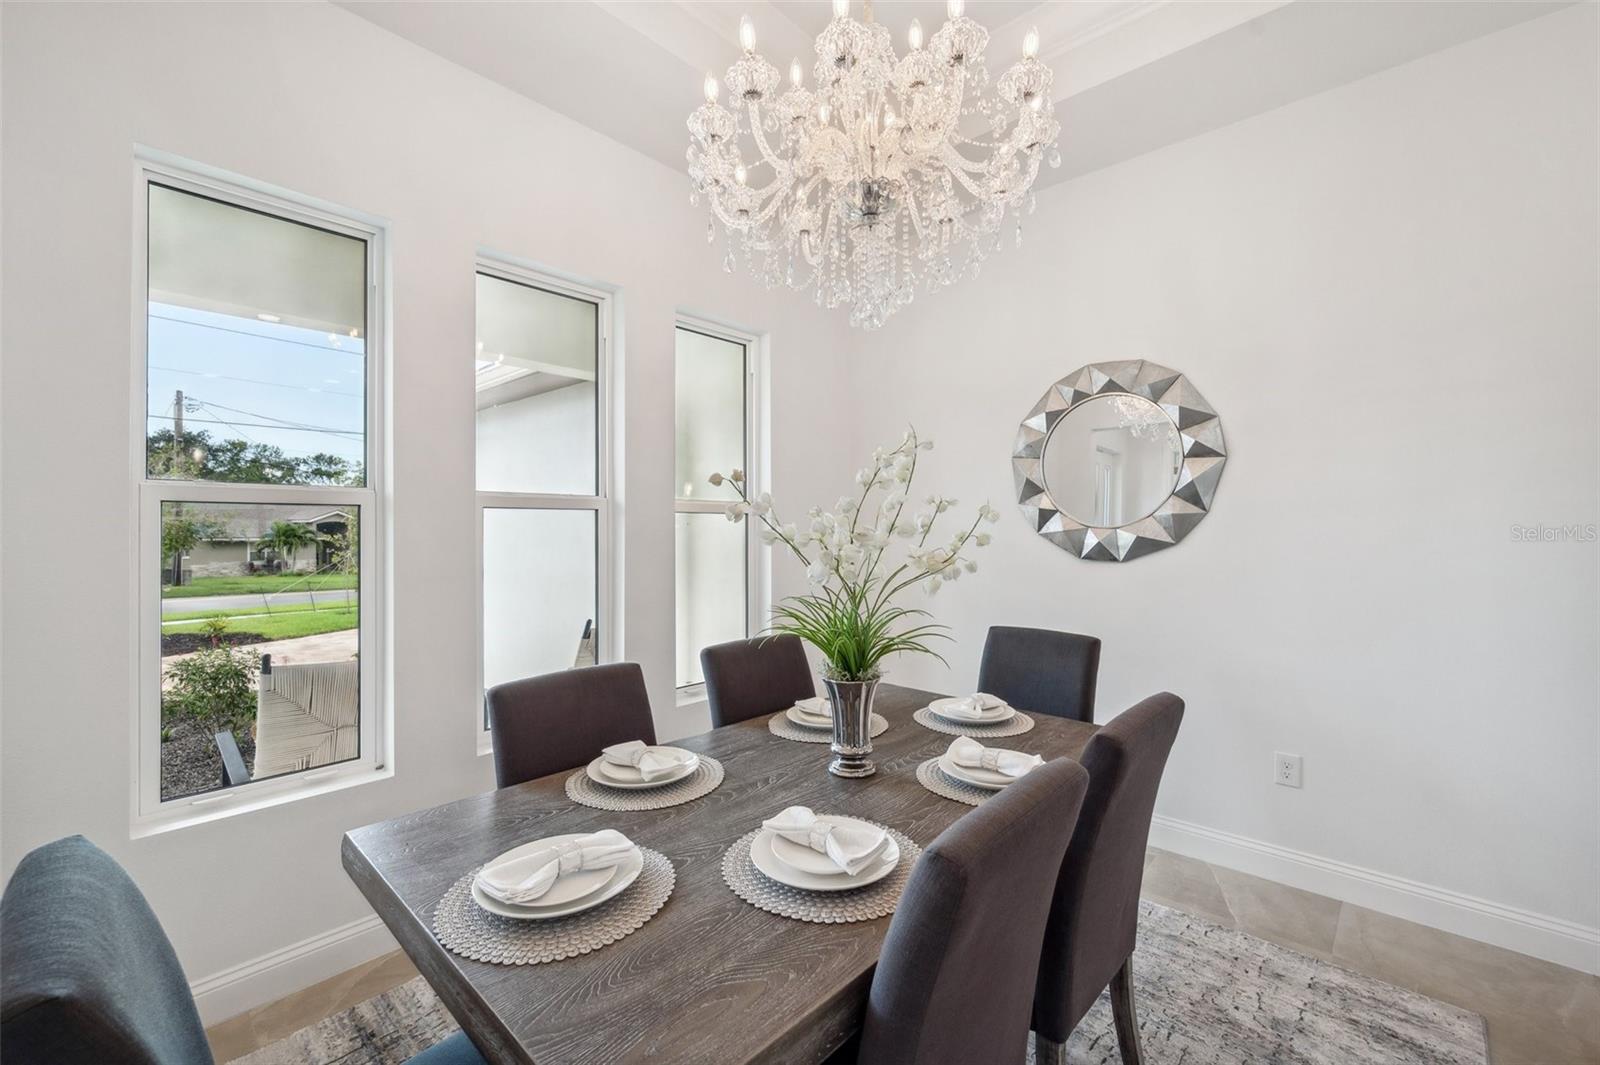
[1041,394,1183,527]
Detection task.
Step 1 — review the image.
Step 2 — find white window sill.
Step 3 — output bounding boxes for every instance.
[676,684,708,711]
[130,763,393,839]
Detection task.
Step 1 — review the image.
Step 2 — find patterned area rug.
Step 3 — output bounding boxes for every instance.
[234,902,1487,1064]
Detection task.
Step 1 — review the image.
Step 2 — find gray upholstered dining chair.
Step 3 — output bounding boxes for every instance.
[485,662,657,788]
[0,836,484,1065]
[977,625,1102,722]
[1031,692,1185,1065]
[853,759,1091,1065]
[700,634,816,727]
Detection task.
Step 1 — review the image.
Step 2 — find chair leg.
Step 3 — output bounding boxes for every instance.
[1032,1031,1068,1065]
[1110,955,1143,1065]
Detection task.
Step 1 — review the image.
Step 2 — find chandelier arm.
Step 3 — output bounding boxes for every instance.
[745,103,792,174]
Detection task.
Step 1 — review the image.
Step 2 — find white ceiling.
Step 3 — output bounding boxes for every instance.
[338,1,1568,189]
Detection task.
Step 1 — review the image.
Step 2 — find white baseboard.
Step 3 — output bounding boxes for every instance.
[1149,815,1600,976]
[189,914,397,1026]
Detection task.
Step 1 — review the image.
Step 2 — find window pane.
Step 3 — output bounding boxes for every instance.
[158,501,361,802]
[675,329,745,499]
[476,274,599,495]
[483,509,598,704]
[146,184,367,486]
[675,513,747,687]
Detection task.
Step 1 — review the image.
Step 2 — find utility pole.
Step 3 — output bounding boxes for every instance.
[171,390,185,587]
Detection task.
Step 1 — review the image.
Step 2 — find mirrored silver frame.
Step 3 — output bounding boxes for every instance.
[1013,360,1226,563]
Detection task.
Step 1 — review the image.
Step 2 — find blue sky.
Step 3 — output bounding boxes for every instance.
[146,303,366,466]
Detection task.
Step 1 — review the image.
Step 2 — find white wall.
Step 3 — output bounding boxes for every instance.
[848,6,1598,968]
[0,0,854,1020]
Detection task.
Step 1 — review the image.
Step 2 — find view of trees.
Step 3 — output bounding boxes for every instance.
[146,428,363,486]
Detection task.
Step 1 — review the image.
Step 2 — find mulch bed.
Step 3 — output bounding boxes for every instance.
[160,715,256,802]
[160,631,272,656]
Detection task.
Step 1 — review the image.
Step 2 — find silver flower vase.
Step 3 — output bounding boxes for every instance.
[823,676,878,778]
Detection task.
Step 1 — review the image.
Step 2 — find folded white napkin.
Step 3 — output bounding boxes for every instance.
[793,696,831,717]
[762,806,889,876]
[602,740,689,782]
[944,692,1009,720]
[948,736,1043,779]
[476,830,636,905]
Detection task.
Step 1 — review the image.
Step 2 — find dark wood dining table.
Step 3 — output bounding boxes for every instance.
[342,683,1099,1065]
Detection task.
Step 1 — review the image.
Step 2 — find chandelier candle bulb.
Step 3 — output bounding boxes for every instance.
[833,0,849,18]
[1023,26,1040,59]
[738,16,756,53]
[948,0,964,19]
[908,18,923,50]
[702,73,718,103]
[790,58,803,87]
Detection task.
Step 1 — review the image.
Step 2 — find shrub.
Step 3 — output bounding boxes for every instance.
[163,647,259,731]
[200,615,232,647]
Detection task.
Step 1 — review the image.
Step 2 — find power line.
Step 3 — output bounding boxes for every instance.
[148,412,362,439]
[196,399,364,436]
[149,363,362,399]
[149,311,365,358]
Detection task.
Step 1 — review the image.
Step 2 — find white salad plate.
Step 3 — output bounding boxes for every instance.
[936,751,1015,790]
[585,749,698,789]
[785,706,833,729]
[927,696,1016,725]
[751,821,900,892]
[471,835,643,920]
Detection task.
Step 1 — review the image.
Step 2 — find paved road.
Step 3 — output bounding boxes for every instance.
[161,589,357,616]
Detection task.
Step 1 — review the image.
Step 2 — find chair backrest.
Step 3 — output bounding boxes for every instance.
[485,663,657,788]
[699,635,815,727]
[1032,692,1185,1043]
[0,836,214,1065]
[977,626,1102,722]
[857,759,1090,1065]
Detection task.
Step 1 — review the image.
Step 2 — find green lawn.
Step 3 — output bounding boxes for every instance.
[162,597,358,623]
[161,572,359,598]
[163,606,359,642]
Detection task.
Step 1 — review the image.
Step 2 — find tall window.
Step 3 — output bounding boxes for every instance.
[477,264,609,730]
[674,323,754,689]
[138,166,384,822]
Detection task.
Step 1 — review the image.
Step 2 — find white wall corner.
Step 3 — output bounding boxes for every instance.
[1150,816,1600,977]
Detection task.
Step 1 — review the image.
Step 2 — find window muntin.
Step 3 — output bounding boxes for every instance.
[476,264,610,734]
[674,325,751,689]
[137,165,383,824]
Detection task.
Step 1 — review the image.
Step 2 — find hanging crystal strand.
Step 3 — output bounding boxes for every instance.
[706,218,716,245]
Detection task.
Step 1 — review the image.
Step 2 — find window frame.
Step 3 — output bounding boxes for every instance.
[131,156,389,834]
[673,316,765,696]
[474,259,614,749]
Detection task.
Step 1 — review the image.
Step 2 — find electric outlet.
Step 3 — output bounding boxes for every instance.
[1274,752,1303,788]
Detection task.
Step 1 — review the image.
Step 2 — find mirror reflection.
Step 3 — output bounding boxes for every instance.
[1042,395,1182,527]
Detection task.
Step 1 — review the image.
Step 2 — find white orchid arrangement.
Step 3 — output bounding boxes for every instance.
[711,429,999,682]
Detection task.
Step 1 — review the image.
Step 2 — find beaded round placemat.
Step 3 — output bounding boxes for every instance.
[721,826,921,923]
[432,848,675,965]
[564,755,725,811]
[912,706,1036,738]
[914,757,992,806]
[767,712,889,744]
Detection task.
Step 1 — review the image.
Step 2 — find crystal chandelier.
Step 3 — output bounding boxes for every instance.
[687,0,1061,329]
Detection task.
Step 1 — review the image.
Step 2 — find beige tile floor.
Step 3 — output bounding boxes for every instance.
[206,848,1600,1064]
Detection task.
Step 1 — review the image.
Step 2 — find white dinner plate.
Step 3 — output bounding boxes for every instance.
[927,696,1016,725]
[586,749,698,790]
[785,706,833,729]
[750,827,900,892]
[936,751,1015,790]
[472,835,643,920]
